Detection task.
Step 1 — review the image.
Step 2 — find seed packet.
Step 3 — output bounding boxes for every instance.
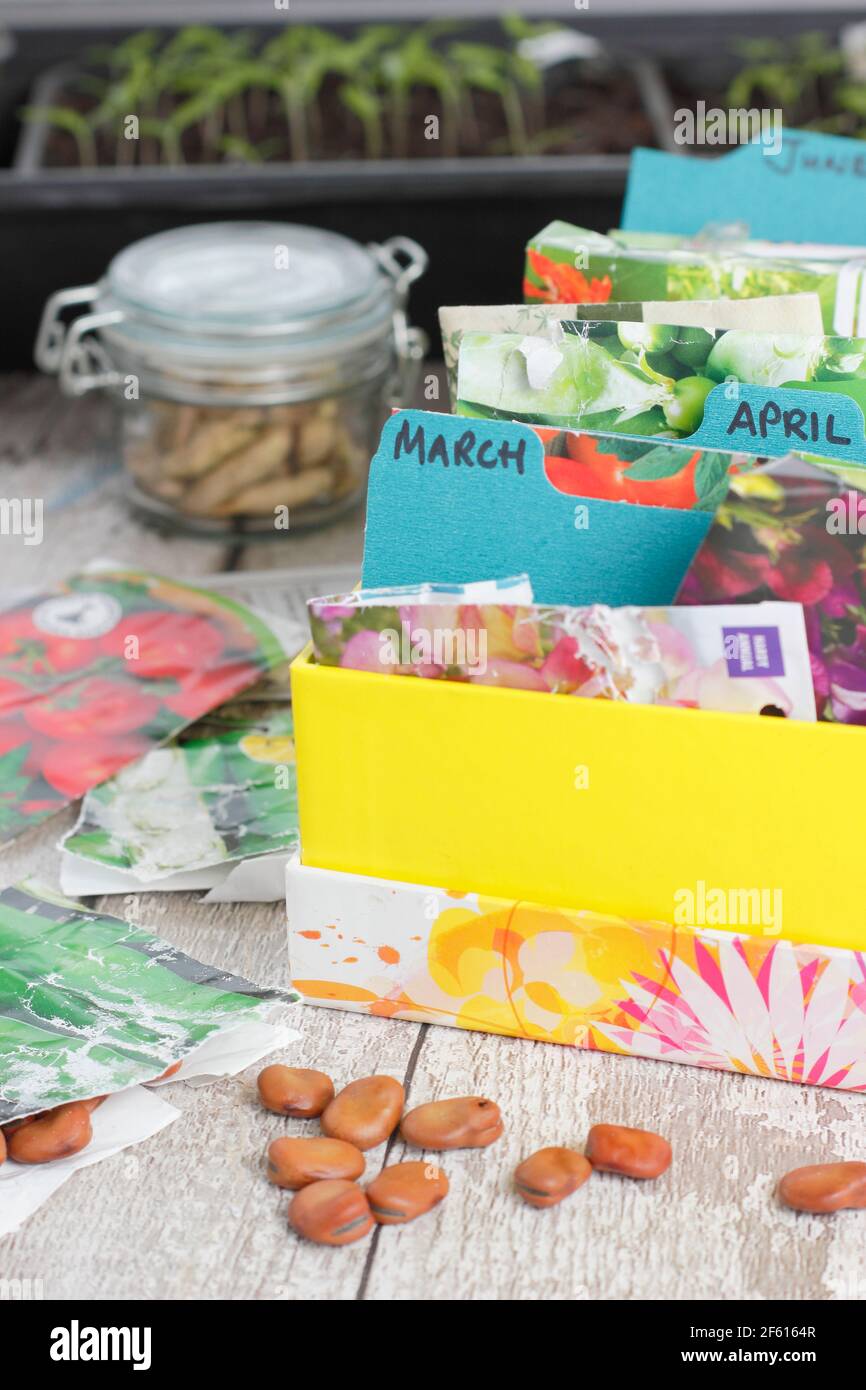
[0,881,290,1123]
[0,1011,298,1236]
[677,460,866,723]
[308,595,815,720]
[314,574,534,611]
[0,566,294,844]
[455,320,866,448]
[60,707,298,887]
[439,295,824,403]
[524,221,862,332]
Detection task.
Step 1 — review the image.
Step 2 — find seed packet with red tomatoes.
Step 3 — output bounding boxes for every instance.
[0,566,294,843]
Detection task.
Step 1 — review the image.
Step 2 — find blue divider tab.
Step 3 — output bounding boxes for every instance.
[361,411,712,608]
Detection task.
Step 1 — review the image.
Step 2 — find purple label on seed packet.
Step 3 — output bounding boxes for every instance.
[722,627,784,678]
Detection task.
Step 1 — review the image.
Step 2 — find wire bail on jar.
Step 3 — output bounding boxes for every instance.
[369,236,430,407]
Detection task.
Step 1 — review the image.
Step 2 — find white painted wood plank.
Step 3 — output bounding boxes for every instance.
[362,1023,865,1302]
[0,870,422,1300]
[0,383,232,585]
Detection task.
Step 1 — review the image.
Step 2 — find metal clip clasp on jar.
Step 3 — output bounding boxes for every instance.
[35,286,125,396]
[369,236,429,406]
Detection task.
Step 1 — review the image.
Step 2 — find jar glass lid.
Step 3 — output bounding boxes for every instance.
[102,222,392,343]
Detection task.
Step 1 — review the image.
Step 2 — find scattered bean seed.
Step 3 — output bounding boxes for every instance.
[585,1124,671,1179]
[514,1147,592,1208]
[400,1096,503,1150]
[778,1161,866,1213]
[7,1102,93,1165]
[367,1161,449,1225]
[258,1064,335,1118]
[320,1075,404,1150]
[288,1180,373,1246]
[267,1136,365,1190]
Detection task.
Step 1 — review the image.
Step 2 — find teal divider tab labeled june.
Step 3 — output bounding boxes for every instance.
[622,129,866,244]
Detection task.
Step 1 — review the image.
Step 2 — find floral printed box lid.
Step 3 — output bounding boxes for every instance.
[286,861,866,1092]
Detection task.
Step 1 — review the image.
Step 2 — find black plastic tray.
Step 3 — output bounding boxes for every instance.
[0,34,675,368]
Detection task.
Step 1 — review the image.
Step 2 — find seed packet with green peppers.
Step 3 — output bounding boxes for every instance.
[456,321,866,445]
[61,708,298,883]
[440,297,824,407]
[0,882,287,1122]
[524,221,866,333]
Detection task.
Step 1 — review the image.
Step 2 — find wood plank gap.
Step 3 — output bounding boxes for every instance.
[222,542,246,572]
[355,1023,430,1302]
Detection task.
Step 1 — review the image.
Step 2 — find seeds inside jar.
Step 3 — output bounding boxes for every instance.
[126,396,360,523]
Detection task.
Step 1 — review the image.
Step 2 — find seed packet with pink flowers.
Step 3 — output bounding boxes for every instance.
[677,459,866,723]
[642,603,815,719]
[309,591,815,719]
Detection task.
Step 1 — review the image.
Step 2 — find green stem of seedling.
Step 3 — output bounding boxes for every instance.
[391,86,409,159]
[281,83,308,164]
[502,82,528,156]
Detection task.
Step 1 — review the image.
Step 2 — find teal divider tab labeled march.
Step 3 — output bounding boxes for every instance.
[361,411,712,608]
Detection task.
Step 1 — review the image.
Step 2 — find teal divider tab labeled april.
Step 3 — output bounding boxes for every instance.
[674,384,866,465]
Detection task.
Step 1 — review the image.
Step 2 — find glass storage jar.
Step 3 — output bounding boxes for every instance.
[35,222,427,534]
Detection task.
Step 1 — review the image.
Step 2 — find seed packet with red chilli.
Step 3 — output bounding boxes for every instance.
[531,429,748,512]
[0,567,293,843]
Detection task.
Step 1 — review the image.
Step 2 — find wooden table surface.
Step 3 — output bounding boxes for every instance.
[0,376,863,1303]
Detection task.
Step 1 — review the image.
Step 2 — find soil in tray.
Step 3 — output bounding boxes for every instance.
[32,36,654,170]
[664,26,866,145]
[39,75,653,168]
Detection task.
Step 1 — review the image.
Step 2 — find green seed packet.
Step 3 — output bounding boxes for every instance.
[456,321,866,452]
[0,882,289,1121]
[524,221,855,331]
[62,709,298,882]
